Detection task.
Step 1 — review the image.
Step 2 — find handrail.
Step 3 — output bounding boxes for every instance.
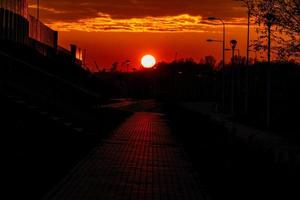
[0,50,101,99]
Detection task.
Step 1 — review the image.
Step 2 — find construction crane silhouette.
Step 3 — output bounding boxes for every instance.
[94,61,101,72]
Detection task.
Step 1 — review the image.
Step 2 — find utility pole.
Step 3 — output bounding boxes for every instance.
[230,40,238,115]
[94,61,100,72]
[266,13,275,128]
[245,4,251,114]
[37,0,40,21]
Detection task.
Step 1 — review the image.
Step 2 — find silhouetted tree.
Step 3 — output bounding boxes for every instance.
[201,55,217,68]
[238,0,300,62]
[111,62,119,72]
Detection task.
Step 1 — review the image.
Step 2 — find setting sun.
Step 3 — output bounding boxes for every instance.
[141,55,156,68]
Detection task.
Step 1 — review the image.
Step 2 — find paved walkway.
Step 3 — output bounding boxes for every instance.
[43,112,206,200]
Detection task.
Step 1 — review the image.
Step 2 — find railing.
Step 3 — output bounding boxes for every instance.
[0,8,29,43]
[58,46,72,56]
[0,0,28,19]
[29,15,58,49]
[0,50,101,110]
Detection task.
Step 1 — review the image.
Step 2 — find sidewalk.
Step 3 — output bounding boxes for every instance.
[179,102,300,166]
[43,112,207,200]
[102,99,161,113]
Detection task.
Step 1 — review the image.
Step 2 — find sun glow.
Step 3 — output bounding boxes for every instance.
[141,55,156,68]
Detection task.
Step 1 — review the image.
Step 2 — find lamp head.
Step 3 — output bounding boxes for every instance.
[230,39,238,49]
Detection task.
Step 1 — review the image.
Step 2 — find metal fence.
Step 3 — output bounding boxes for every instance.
[0,8,29,43]
[0,50,100,109]
[0,0,58,49]
[0,0,28,19]
[29,15,58,49]
[0,0,82,65]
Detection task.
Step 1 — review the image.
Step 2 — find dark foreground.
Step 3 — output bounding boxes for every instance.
[165,103,300,200]
[43,112,206,200]
[2,99,300,200]
[0,89,130,200]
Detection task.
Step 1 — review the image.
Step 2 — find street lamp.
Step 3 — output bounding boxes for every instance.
[230,39,238,115]
[265,13,276,128]
[235,0,255,115]
[245,2,251,115]
[208,17,226,111]
[230,39,238,65]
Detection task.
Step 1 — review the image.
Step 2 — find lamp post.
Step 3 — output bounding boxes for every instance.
[236,0,253,114]
[230,40,238,65]
[225,48,240,64]
[230,39,238,115]
[245,5,251,115]
[207,17,226,111]
[265,13,276,128]
[239,0,253,115]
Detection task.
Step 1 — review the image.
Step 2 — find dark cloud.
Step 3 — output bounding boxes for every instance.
[28,0,246,22]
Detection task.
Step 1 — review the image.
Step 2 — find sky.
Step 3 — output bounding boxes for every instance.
[28,0,257,71]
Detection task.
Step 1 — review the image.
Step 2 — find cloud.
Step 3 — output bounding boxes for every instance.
[27,0,248,32]
[46,13,204,32]
[28,5,66,14]
[28,0,248,22]
[46,12,248,33]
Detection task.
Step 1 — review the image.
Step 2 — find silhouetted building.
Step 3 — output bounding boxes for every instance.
[0,0,82,63]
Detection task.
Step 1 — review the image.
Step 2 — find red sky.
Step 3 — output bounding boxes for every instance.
[28,0,258,71]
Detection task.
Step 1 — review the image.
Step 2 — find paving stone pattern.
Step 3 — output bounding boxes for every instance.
[43,112,206,200]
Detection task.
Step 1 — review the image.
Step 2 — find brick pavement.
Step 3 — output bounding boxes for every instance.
[43,112,207,200]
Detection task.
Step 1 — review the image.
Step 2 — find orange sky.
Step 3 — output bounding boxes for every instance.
[28,0,260,71]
